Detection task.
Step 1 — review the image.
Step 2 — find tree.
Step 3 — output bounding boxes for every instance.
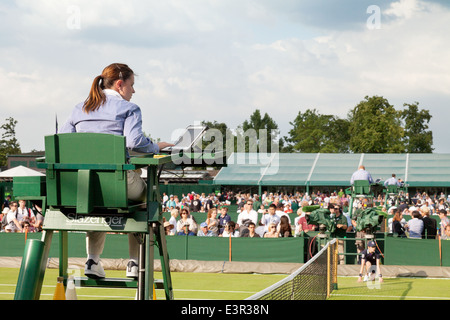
[348,96,404,153]
[400,102,433,153]
[285,109,350,153]
[238,109,282,153]
[0,117,21,167]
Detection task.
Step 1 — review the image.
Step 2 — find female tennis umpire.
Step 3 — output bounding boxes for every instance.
[357,240,384,283]
[59,63,173,279]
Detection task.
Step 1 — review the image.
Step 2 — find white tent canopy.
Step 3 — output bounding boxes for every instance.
[0,165,45,177]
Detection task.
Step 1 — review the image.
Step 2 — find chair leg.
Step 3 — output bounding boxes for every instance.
[146,224,155,300]
[59,231,69,280]
[137,233,146,300]
[155,223,173,300]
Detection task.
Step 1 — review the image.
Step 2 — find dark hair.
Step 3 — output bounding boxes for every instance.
[412,210,421,219]
[83,63,134,113]
[279,216,292,237]
[226,221,236,231]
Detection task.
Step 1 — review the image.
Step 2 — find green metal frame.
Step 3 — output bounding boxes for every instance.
[347,180,375,219]
[14,133,174,300]
[383,185,408,212]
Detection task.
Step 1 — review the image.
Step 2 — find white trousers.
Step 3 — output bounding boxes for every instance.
[86,170,147,259]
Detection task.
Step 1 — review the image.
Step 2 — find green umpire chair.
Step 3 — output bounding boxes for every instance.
[384,184,399,209]
[14,133,174,300]
[347,180,375,219]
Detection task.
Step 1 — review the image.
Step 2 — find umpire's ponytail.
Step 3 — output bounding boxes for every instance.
[82,63,134,113]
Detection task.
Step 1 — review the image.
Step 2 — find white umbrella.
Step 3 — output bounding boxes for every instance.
[0,165,45,177]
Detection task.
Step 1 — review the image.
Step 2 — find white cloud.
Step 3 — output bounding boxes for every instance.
[384,0,426,20]
[1,0,450,153]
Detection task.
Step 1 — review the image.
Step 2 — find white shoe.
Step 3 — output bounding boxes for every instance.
[363,275,369,282]
[126,260,138,278]
[85,259,106,279]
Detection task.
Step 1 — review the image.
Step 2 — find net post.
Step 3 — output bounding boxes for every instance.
[327,244,331,299]
[229,235,232,262]
[333,240,338,290]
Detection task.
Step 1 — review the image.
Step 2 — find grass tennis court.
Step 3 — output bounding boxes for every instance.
[329,277,450,300]
[1,267,449,300]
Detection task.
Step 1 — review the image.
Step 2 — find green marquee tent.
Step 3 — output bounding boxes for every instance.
[213,153,450,188]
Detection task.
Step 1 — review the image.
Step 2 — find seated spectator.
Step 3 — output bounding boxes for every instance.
[21,220,32,233]
[176,208,197,236]
[275,203,291,224]
[30,202,44,232]
[190,194,202,213]
[218,206,231,235]
[5,201,22,233]
[162,193,169,208]
[438,209,449,237]
[166,195,176,210]
[163,221,174,235]
[283,202,293,214]
[437,198,448,211]
[405,210,424,239]
[420,206,437,239]
[1,207,9,231]
[221,221,239,237]
[260,204,280,234]
[17,200,36,226]
[168,209,179,236]
[441,224,450,240]
[203,195,214,212]
[388,206,406,233]
[21,217,35,233]
[242,222,260,238]
[197,222,215,237]
[206,208,219,236]
[294,201,316,236]
[391,209,406,238]
[236,199,258,234]
[277,215,293,237]
[264,223,279,238]
[257,204,266,215]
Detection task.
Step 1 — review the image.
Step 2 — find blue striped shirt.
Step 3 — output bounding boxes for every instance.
[350,169,374,185]
[59,89,159,154]
[384,177,401,187]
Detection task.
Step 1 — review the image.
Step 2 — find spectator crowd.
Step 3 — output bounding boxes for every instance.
[1,189,449,241]
[1,197,44,233]
[159,189,450,241]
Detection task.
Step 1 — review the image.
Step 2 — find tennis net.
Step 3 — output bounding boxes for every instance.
[246,238,338,300]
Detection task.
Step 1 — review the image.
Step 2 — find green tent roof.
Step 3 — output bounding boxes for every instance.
[213,153,450,187]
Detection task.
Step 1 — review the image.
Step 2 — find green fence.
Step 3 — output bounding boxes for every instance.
[165,236,305,263]
[384,237,449,267]
[1,230,449,267]
[0,232,305,263]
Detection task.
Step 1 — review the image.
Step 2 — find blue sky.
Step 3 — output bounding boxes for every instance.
[1,0,450,153]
